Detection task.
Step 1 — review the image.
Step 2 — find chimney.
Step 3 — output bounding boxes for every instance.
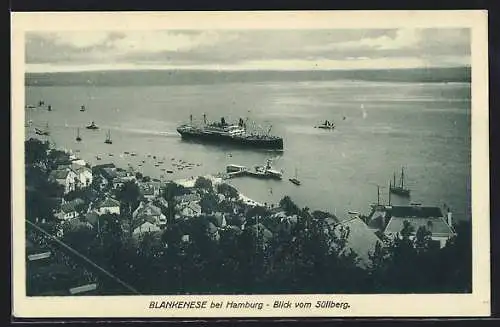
[447,211,453,227]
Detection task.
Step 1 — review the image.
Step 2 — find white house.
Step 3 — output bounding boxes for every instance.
[94,197,121,215]
[176,202,201,219]
[133,221,161,237]
[56,198,85,221]
[49,168,78,194]
[74,166,93,188]
[379,205,456,249]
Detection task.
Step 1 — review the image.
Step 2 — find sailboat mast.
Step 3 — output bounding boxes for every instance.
[401,167,405,188]
[388,180,391,205]
[377,185,380,205]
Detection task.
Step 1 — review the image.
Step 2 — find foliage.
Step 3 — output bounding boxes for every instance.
[199,192,219,214]
[25,138,49,167]
[117,181,141,237]
[279,196,300,216]
[216,183,239,199]
[194,176,213,191]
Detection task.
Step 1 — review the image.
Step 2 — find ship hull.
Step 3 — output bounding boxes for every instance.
[177,129,283,150]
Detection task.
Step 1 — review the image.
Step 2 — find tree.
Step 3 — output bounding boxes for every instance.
[117,181,141,237]
[25,138,49,167]
[216,183,239,199]
[199,192,219,214]
[279,196,300,215]
[194,176,213,191]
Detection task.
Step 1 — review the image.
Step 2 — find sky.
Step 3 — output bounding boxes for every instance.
[25,28,470,72]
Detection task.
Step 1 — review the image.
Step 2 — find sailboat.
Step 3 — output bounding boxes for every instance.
[289,168,301,186]
[104,130,112,144]
[80,105,86,112]
[390,167,410,197]
[76,128,82,142]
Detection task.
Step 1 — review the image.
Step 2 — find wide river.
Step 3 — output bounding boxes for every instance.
[24,78,471,222]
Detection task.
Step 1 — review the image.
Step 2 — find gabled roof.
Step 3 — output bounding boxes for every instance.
[49,169,72,180]
[174,193,201,203]
[247,223,273,240]
[389,205,444,219]
[182,202,201,213]
[60,198,85,213]
[133,202,162,219]
[96,197,120,209]
[335,217,383,268]
[133,219,160,232]
[103,167,118,179]
[384,216,455,237]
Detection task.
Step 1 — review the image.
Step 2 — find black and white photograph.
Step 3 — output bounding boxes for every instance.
[11,11,490,318]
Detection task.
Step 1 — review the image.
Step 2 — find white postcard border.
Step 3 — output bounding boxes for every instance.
[11,10,490,318]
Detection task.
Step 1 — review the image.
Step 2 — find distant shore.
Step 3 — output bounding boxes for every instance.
[25,66,471,86]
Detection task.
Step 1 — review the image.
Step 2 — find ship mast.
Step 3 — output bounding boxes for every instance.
[400,167,405,188]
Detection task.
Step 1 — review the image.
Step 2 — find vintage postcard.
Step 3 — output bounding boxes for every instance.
[11,10,490,318]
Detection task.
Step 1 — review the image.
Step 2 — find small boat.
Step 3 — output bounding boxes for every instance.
[166,170,174,174]
[105,130,113,144]
[157,161,163,164]
[315,120,335,130]
[348,211,360,215]
[38,100,45,107]
[35,123,50,136]
[390,167,410,197]
[76,128,82,142]
[227,164,247,173]
[25,105,36,109]
[86,121,99,130]
[47,105,52,112]
[153,156,157,159]
[124,151,130,154]
[289,168,301,186]
[80,105,86,112]
[108,153,114,156]
[130,152,137,156]
[96,155,102,160]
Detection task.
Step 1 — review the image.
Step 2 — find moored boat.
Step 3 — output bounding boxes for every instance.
[86,121,99,130]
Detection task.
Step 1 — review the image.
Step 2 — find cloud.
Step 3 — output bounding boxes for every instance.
[25,28,470,71]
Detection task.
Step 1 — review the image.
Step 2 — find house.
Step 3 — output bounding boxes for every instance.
[209,212,227,228]
[139,181,161,200]
[73,165,93,188]
[133,202,167,227]
[56,198,85,220]
[176,202,202,219]
[94,197,121,215]
[246,223,273,244]
[49,168,78,194]
[334,217,384,268]
[132,220,162,238]
[367,205,456,249]
[173,193,201,205]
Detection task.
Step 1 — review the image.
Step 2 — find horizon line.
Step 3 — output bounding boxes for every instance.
[25,65,471,74]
